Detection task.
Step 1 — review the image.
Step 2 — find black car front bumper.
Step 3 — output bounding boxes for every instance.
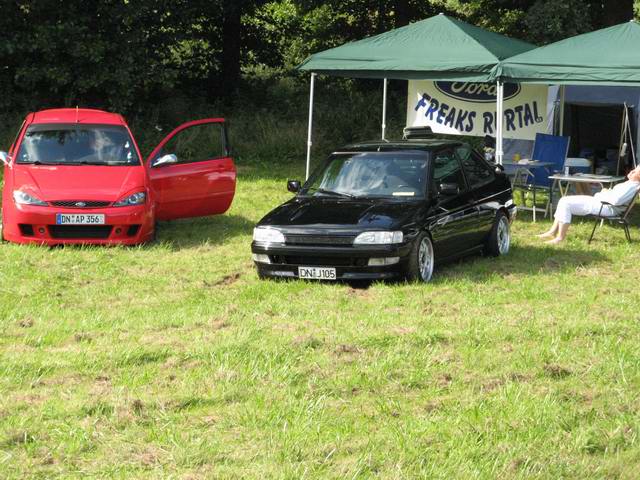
[251,242,413,280]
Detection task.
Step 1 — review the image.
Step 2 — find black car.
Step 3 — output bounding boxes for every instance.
[252,138,515,282]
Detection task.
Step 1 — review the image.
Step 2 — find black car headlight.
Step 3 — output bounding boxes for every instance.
[253,227,285,243]
[353,231,403,245]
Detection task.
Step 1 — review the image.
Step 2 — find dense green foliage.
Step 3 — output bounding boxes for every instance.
[0,0,635,116]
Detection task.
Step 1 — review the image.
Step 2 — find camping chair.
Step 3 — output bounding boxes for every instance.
[512,133,570,217]
[588,185,640,244]
[529,133,571,184]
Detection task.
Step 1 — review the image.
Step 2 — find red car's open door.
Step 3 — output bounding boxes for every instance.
[146,119,236,221]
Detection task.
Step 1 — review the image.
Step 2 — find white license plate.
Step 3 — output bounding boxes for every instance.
[298,266,337,280]
[56,213,106,225]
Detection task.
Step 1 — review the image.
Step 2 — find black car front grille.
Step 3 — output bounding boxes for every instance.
[48,225,113,239]
[50,200,111,208]
[285,234,356,246]
[273,255,367,267]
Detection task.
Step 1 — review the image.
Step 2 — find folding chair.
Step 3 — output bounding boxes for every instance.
[588,186,640,244]
[529,133,571,184]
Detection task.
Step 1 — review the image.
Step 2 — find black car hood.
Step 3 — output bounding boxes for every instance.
[258,197,426,232]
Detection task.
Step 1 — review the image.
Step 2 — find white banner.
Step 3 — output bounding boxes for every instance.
[406,80,549,141]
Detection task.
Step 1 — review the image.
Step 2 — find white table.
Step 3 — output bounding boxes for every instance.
[548,173,626,198]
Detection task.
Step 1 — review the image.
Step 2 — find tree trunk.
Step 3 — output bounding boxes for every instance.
[393,0,411,27]
[601,0,633,27]
[377,0,387,33]
[221,0,243,98]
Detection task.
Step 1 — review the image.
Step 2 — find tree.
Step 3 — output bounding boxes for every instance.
[601,0,634,26]
[0,0,190,112]
[0,0,637,115]
[523,0,592,44]
[221,1,244,95]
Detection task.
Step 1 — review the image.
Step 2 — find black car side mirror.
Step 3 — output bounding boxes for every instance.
[287,180,301,193]
[438,183,459,196]
[494,163,505,174]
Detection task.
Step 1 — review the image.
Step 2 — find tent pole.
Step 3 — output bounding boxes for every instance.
[558,85,566,136]
[305,73,317,180]
[625,103,637,169]
[381,78,388,140]
[617,103,628,175]
[496,80,504,164]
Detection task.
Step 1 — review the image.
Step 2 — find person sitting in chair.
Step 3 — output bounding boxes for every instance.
[538,166,640,244]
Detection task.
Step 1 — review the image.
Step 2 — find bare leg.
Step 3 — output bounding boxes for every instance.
[537,219,559,238]
[546,223,570,244]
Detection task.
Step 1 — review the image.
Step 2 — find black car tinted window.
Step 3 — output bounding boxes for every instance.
[303,151,429,199]
[432,150,466,193]
[457,145,494,189]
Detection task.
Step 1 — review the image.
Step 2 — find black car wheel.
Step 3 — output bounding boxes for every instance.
[485,211,510,257]
[405,233,434,283]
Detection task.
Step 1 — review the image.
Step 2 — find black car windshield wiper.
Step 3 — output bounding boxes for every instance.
[313,188,356,199]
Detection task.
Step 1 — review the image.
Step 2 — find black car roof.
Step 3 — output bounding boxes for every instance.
[336,138,465,154]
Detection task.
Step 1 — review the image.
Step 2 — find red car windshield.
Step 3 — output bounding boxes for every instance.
[16,124,140,166]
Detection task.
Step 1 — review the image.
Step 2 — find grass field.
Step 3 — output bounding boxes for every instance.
[1,162,640,479]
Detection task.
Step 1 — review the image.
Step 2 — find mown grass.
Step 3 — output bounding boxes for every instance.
[1,162,640,479]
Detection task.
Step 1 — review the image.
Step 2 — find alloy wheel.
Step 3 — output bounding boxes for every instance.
[497,217,510,255]
[418,237,434,282]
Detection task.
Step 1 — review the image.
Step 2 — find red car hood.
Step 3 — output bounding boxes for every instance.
[12,164,146,202]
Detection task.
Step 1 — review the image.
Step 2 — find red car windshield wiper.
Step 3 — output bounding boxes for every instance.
[73,160,127,165]
[19,159,61,165]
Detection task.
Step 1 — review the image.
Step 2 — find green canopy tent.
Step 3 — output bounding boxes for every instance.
[297,13,536,177]
[491,20,640,170]
[492,20,640,86]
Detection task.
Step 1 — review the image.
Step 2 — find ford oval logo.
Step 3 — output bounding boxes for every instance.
[434,81,521,103]
[75,201,86,207]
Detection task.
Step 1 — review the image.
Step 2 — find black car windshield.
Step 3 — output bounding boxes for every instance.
[303,151,429,199]
[16,124,140,166]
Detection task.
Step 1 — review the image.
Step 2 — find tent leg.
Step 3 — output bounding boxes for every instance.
[382,78,388,140]
[558,85,566,136]
[496,80,503,164]
[305,73,317,180]
[625,103,637,168]
[617,103,628,175]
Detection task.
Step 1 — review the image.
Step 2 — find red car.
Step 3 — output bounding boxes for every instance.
[0,108,236,245]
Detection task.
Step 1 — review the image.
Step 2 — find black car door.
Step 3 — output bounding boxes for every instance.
[428,148,478,258]
[456,145,501,244]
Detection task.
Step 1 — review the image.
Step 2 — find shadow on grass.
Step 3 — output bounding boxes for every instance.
[156,214,254,250]
[257,242,609,290]
[439,243,609,282]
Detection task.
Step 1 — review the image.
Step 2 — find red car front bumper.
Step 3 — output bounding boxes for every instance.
[2,203,155,245]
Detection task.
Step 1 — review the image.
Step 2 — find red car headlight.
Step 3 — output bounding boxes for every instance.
[113,192,146,207]
[13,190,48,206]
